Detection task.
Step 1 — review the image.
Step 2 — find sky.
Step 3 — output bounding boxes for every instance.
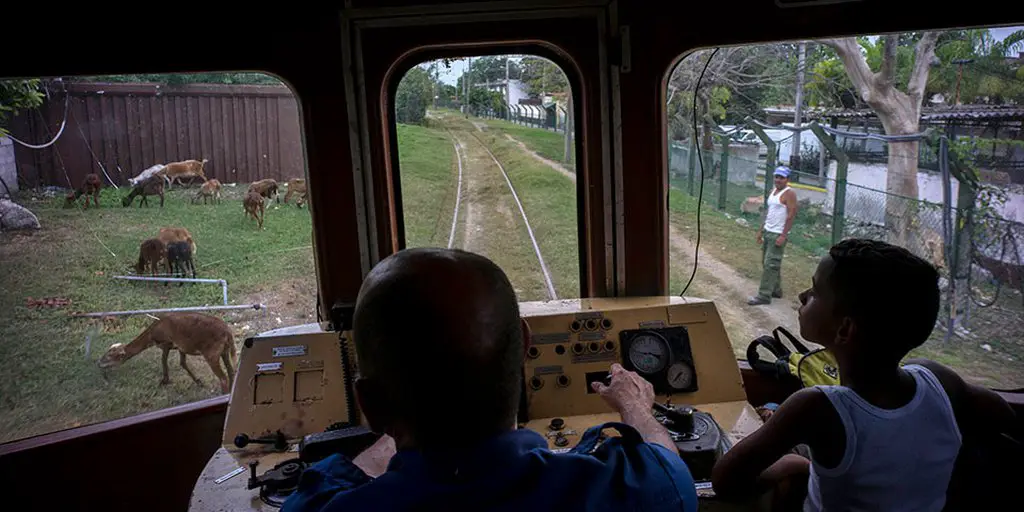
[422,25,1022,85]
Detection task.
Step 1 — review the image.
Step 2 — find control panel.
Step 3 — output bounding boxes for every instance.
[222,324,359,461]
[521,296,747,419]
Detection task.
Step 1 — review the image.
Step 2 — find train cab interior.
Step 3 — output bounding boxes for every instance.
[1,1,1022,510]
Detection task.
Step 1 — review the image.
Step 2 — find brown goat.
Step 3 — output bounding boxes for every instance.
[158,227,197,256]
[282,178,307,207]
[135,238,167,276]
[97,312,236,393]
[122,176,165,208]
[243,190,265,229]
[248,179,279,201]
[192,179,222,205]
[65,173,102,209]
[159,159,208,188]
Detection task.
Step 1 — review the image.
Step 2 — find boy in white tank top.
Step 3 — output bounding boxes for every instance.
[713,239,1016,511]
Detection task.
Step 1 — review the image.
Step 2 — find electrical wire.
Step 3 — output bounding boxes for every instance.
[680,47,720,297]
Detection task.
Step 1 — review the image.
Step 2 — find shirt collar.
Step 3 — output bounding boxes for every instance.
[386,429,547,479]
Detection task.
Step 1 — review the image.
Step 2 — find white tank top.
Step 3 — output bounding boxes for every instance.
[804,365,962,512]
[764,186,790,234]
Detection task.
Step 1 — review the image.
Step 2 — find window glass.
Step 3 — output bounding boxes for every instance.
[395,56,579,301]
[0,73,315,443]
[667,28,1024,388]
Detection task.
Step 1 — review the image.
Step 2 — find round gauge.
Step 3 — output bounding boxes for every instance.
[666,362,695,390]
[628,333,670,374]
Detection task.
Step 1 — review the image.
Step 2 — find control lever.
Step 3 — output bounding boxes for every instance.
[653,402,695,435]
[234,431,288,451]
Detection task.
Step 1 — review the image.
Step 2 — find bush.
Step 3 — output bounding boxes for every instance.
[396,67,433,125]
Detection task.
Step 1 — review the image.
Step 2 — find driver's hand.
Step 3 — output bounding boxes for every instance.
[591,363,655,415]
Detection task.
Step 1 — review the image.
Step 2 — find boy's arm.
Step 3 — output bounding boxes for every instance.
[907,359,1016,436]
[711,388,834,499]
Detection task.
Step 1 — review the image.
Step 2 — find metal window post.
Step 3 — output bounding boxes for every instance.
[809,122,848,244]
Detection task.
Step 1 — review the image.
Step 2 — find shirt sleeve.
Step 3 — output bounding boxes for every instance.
[575,422,699,511]
[281,454,373,512]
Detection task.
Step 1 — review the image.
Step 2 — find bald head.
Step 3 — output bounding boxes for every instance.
[353,248,524,447]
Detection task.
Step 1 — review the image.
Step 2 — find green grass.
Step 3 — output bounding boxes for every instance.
[396,123,456,247]
[472,128,581,299]
[668,184,1024,389]
[0,185,316,443]
[483,118,574,168]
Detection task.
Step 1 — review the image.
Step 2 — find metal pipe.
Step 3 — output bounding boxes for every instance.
[72,303,265,318]
[113,275,229,305]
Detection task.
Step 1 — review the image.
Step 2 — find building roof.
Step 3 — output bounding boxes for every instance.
[764,104,1024,122]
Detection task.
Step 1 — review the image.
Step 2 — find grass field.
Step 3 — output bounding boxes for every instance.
[483,118,574,169]
[0,184,316,443]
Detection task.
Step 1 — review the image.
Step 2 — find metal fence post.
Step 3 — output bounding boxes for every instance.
[717,134,730,209]
[746,121,776,204]
[687,138,697,195]
[809,123,848,244]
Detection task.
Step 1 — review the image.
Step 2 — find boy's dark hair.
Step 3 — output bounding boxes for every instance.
[828,238,940,356]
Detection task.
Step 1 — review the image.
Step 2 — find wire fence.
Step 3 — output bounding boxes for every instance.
[669,134,1024,357]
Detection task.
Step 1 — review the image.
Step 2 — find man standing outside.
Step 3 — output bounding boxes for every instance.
[748,166,798,306]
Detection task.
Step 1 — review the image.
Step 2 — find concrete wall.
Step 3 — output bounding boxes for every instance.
[824,160,1024,225]
[0,136,16,195]
[668,141,760,186]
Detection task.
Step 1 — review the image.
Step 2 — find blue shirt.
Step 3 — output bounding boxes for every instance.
[283,422,697,511]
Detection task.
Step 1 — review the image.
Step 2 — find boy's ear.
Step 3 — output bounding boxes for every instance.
[835,317,855,346]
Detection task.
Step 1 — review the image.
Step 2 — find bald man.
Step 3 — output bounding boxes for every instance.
[284,248,697,511]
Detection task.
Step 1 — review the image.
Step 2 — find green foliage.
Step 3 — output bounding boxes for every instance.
[467,87,505,114]
[519,57,569,96]
[457,56,523,91]
[395,66,434,125]
[0,79,44,136]
[79,73,284,86]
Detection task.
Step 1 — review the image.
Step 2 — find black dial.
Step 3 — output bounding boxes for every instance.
[628,333,670,374]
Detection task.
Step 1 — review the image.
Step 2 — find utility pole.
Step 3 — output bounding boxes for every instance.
[505,55,511,121]
[791,42,807,171]
[466,57,473,116]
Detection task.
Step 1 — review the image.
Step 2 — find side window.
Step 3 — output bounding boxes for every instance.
[393,56,579,301]
[666,29,1024,389]
[0,73,315,444]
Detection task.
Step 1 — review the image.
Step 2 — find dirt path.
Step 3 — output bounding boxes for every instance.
[449,127,550,300]
[503,134,576,182]
[668,224,802,351]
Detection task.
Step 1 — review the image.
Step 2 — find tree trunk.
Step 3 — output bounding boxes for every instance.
[885,139,920,247]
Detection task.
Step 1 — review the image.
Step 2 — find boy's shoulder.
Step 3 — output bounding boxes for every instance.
[904,358,1016,436]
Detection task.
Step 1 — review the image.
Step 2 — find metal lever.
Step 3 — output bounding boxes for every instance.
[234,431,288,451]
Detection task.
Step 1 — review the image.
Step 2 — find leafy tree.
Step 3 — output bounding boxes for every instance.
[520,57,569,96]
[395,66,433,125]
[457,56,522,92]
[822,33,940,244]
[0,79,44,136]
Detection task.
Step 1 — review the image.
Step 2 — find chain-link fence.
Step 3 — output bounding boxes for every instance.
[669,132,1024,365]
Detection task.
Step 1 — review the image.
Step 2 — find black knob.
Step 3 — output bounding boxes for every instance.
[549,418,565,431]
[675,407,695,434]
[553,434,570,447]
[234,431,288,450]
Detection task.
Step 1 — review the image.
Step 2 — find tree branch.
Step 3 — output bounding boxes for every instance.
[907,31,939,99]
[880,34,899,87]
[821,37,878,104]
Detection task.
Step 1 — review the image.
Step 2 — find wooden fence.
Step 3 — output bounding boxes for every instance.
[10,82,303,189]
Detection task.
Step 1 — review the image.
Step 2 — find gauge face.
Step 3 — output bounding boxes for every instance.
[628,334,669,374]
[666,362,695,390]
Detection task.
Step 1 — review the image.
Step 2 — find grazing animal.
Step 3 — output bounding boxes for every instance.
[248,179,279,202]
[135,238,167,276]
[282,178,307,207]
[243,190,265,229]
[122,176,165,208]
[158,227,197,256]
[159,159,209,188]
[97,312,236,393]
[192,179,222,205]
[65,173,102,209]
[128,164,166,186]
[166,241,196,280]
